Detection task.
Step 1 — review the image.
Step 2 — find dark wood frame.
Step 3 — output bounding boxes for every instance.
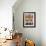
[23,12,36,28]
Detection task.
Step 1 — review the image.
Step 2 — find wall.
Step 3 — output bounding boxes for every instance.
[41,0,46,46]
[0,0,46,46]
[0,0,16,38]
[13,0,41,46]
[0,0,16,30]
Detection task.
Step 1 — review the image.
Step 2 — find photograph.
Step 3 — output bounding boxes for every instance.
[23,12,36,28]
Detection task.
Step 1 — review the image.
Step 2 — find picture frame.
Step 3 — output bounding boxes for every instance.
[23,12,36,28]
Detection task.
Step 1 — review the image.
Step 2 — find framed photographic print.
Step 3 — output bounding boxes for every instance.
[23,12,36,28]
